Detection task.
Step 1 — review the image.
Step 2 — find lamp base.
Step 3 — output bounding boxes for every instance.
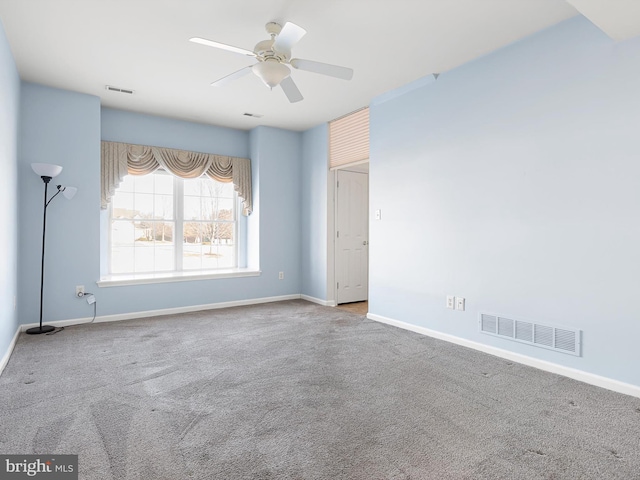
[26,325,55,335]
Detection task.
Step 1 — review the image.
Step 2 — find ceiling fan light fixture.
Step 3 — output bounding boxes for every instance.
[191,20,352,103]
[252,60,290,89]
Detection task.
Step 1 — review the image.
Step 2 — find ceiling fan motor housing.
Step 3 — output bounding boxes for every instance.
[254,40,288,62]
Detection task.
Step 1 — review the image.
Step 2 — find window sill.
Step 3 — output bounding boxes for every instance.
[97,268,261,288]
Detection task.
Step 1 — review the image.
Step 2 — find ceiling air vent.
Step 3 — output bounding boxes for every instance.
[105,85,134,95]
[243,112,263,118]
[479,313,581,356]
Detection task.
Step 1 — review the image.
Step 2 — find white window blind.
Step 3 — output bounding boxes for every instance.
[329,107,369,169]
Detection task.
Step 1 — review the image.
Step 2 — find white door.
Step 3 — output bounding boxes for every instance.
[336,170,368,304]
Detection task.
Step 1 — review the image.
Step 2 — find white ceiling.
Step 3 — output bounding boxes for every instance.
[566,0,640,41]
[0,0,584,131]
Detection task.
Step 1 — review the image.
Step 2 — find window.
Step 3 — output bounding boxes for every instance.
[109,171,237,275]
[329,107,369,169]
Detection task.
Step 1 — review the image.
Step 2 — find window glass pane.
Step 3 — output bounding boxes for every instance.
[200,221,214,245]
[183,249,202,270]
[211,223,235,269]
[129,221,175,273]
[183,221,233,271]
[134,246,154,273]
[201,197,217,221]
[112,192,134,218]
[134,174,154,193]
[218,181,235,198]
[183,222,203,270]
[154,195,173,220]
[183,178,202,196]
[184,196,201,220]
[151,221,174,243]
[216,198,235,220]
[111,246,134,274]
[134,220,154,243]
[215,221,234,244]
[201,179,225,198]
[111,220,134,246]
[155,174,173,195]
[217,243,235,269]
[202,243,218,270]
[155,242,175,271]
[119,175,135,193]
[183,221,201,244]
[134,193,154,218]
[155,223,174,271]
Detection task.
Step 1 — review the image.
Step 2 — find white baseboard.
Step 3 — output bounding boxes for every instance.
[20,294,303,331]
[0,326,21,377]
[301,294,335,307]
[367,312,640,399]
[19,317,97,330]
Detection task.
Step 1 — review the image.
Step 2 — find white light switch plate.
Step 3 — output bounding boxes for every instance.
[455,297,465,311]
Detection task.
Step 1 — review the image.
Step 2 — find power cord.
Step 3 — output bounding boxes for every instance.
[83,292,98,323]
[46,292,97,335]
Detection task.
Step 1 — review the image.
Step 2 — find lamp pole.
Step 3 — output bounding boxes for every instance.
[27,163,76,335]
[26,175,56,335]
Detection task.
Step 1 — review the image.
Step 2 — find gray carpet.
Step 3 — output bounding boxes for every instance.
[1,300,639,479]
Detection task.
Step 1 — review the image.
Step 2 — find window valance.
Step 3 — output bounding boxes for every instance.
[101,141,252,215]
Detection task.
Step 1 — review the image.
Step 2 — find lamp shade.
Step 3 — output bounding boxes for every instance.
[252,60,290,89]
[32,163,63,178]
[60,186,78,200]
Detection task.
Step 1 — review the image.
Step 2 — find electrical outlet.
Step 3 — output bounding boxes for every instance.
[375,209,381,220]
[455,297,465,311]
[446,295,455,310]
[278,272,284,280]
[76,285,85,298]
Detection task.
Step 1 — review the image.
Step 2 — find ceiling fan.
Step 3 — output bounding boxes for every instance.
[190,21,354,103]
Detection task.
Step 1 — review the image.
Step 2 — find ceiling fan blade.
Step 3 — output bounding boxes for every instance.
[280,76,304,103]
[272,22,307,53]
[211,66,253,87]
[190,37,256,57]
[290,58,353,80]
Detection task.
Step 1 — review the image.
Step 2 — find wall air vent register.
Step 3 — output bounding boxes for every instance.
[479,313,581,356]
[105,85,134,94]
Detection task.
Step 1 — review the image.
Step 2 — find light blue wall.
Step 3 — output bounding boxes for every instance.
[369,16,640,387]
[0,20,20,359]
[249,126,302,293]
[98,116,301,314]
[247,126,261,271]
[17,94,303,321]
[18,83,101,325]
[98,112,301,315]
[301,124,328,300]
[101,108,249,157]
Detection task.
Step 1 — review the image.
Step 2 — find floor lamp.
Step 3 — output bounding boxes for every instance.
[27,163,78,335]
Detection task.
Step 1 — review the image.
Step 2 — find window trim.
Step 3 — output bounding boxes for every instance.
[97,268,261,288]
